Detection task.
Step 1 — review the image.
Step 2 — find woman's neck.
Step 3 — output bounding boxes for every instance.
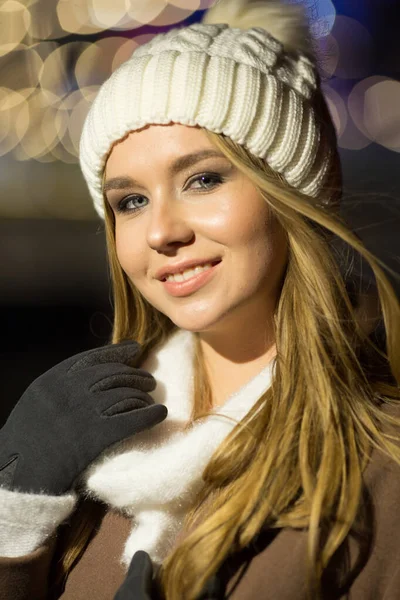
[198,323,276,408]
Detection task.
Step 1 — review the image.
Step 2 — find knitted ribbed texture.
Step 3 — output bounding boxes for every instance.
[79,22,335,219]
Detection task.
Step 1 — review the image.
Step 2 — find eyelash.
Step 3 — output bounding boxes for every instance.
[115,172,225,214]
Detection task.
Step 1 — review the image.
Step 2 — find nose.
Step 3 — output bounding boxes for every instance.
[146,199,194,253]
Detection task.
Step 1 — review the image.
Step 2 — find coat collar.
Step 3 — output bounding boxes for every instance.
[84,329,275,566]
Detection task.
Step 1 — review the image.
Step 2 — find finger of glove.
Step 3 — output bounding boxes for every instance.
[125,551,154,595]
[67,340,142,373]
[89,370,157,394]
[0,455,19,489]
[69,362,155,389]
[98,388,156,416]
[100,403,167,444]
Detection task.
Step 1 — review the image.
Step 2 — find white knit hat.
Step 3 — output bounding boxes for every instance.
[79,0,339,219]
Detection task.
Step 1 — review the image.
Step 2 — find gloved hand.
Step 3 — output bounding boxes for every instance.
[0,341,167,495]
[114,551,164,600]
[114,551,222,600]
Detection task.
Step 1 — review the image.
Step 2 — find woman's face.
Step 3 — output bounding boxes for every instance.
[104,124,288,334]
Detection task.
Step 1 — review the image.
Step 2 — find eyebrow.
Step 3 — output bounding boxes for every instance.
[103,149,228,194]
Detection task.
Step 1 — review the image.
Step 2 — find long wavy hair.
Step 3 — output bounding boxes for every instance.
[54,128,400,599]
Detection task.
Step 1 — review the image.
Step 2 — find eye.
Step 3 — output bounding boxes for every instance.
[187,172,224,191]
[116,195,148,214]
[114,172,225,214]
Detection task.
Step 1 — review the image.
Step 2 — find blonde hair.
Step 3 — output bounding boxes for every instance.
[155,131,399,598]
[54,130,400,599]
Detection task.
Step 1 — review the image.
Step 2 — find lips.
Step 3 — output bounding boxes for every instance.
[161,260,221,297]
[155,258,221,281]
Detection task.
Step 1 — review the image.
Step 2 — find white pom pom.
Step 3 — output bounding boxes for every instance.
[202,0,314,56]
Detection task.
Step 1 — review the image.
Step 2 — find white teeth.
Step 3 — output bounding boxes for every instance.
[165,263,214,283]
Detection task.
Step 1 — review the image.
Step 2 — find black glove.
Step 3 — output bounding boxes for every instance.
[0,341,167,495]
[114,551,164,600]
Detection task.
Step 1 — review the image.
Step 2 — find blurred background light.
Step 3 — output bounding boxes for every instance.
[347,76,388,141]
[318,33,339,78]
[198,0,218,8]
[29,0,67,40]
[321,83,348,138]
[127,1,169,27]
[170,0,201,8]
[145,1,199,26]
[307,0,337,39]
[16,90,59,161]
[363,78,400,152]
[90,0,135,31]
[0,89,30,157]
[329,16,374,79]
[0,0,31,57]
[0,0,398,205]
[1,1,400,424]
[75,38,128,88]
[66,87,100,155]
[347,76,400,152]
[56,0,105,35]
[0,46,42,92]
[112,38,140,70]
[332,80,372,152]
[0,89,11,146]
[40,42,83,98]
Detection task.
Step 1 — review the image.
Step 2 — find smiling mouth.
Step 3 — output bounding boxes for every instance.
[160,260,221,298]
[163,261,220,283]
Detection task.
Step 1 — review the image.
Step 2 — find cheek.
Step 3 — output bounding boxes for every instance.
[196,196,268,246]
[222,199,274,252]
[115,226,147,280]
[233,205,287,284]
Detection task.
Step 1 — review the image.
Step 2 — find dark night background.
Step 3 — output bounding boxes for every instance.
[1,0,399,426]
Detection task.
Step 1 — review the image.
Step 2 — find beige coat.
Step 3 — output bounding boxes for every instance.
[1,416,400,600]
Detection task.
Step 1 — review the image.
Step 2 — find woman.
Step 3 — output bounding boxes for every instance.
[1,1,399,598]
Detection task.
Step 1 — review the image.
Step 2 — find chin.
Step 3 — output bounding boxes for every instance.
[145,295,231,333]
[169,319,213,333]
[167,309,226,334]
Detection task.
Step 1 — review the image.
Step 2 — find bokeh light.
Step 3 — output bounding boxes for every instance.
[0,88,13,147]
[0,89,30,157]
[0,1,31,58]
[321,83,348,139]
[317,33,340,78]
[0,46,42,92]
[170,0,201,8]
[308,0,336,39]
[88,0,130,31]
[56,0,199,33]
[347,76,400,153]
[90,0,164,30]
[40,42,84,98]
[18,90,59,160]
[0,0,398,174]
[112,38,141,71]
[198,0,218,8]
[66,87,99,155]
[336,118,373,152]
[75,38,128,89]
[55,89,88,160]
[363,79,400,153]
[348,76,388,141]
[145,1,199,27]
[29,0,67,40]
[56,0,104,35]
[330,16,374,80]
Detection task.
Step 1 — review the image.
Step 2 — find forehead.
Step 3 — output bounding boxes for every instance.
[106,123,214,176]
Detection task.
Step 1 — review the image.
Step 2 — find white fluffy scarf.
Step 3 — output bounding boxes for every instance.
[84,329,275,567]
